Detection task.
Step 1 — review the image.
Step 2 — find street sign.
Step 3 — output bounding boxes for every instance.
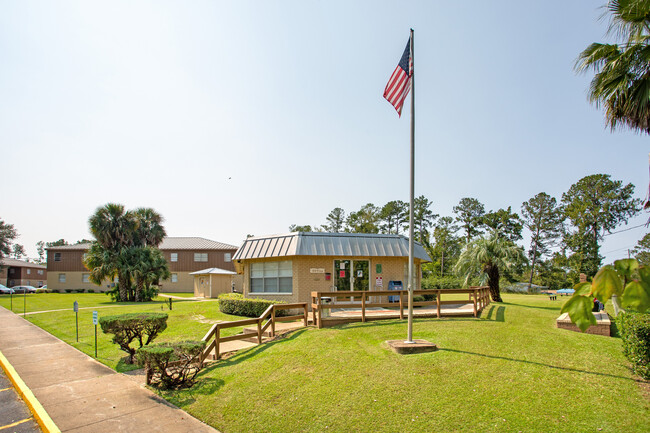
[73,301,79,312]
[92,311,98,325]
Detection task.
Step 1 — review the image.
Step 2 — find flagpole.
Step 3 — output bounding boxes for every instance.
[407,28,415,343]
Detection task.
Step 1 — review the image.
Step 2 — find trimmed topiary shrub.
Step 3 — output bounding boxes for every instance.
[99,313,168,364]
[618,312,650,379]
[136,340,206,389]
[218,293,287,317]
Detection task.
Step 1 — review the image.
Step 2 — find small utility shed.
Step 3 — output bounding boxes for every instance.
[190,268,237,298]
[232,232,431,306]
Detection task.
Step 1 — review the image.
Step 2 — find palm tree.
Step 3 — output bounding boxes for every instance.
[455,233,527,302]
[575,0,650,133]
[128,247,170,302]
[133,208,166,247]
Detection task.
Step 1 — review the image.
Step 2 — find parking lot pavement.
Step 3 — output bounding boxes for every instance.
[0,370,41,433]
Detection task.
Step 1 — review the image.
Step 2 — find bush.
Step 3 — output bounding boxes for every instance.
[87,289,95,293]
[137,340,206,389]
[218,293,287,317]
[140,285,159,302]
[618,312,650,379]
[421,275,463,291]
[75,289,85,293]
[50,289,60,293]
[65,289,74,293]
[36,288,49,293]
[99,313,168,364]
[413,295,426,303]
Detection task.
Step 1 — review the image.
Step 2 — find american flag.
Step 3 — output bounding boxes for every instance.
[383,37,412,117]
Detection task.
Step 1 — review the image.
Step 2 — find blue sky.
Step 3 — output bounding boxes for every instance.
[1,1,648,263]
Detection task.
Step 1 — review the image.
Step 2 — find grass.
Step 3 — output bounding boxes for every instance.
[152,294,649,433]
[0,293,245,372]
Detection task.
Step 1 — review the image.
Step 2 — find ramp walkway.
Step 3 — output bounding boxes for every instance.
[0,306,218,433]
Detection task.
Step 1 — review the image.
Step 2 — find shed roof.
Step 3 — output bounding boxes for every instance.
[46,237,238,251]
[233,232,431,262]
[189,267,237,276]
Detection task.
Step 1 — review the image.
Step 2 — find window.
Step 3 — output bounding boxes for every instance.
[54,253,61,262]
[194,253,208,262]
[59,273,66,283]
[250,261,292,293]
[9,269,14,274]
[170,253,178,262]
[27,269,31,275]
[171,273,178,283]
[224,253,232,262]
[38,270,43,275]
[82,274,90,283]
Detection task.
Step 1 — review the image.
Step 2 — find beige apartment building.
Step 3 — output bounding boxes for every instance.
[232,232,430,306]
[46,237,239,293]
[0,258,47,288]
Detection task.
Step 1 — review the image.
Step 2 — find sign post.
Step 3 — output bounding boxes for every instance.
[23,289,26,318]
[93,311,98,358]
[73,301,79,342]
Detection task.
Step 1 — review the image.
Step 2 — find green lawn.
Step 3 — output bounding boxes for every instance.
[153,294,648,433]
[0,293,245,371]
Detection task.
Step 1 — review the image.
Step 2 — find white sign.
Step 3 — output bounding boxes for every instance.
[376,276,383,287]
[92,311,98,325]
[73,301,79,312]
[310,268,325,274]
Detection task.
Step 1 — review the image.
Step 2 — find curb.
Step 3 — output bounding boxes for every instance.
[0,350,60,433]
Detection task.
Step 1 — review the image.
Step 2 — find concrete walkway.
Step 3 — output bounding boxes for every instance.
[0,306,218,433]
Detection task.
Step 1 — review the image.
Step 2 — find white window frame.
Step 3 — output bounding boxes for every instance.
[171,273,178,283]
[38,270,43,275]
[250,261,292,294]
[82,273,90,283]
[27,269,31,275]
[194,253,208,262]
[170,253,178,262]
[224,253,232,262]
[59,273,66,283]
[54,253,61,262]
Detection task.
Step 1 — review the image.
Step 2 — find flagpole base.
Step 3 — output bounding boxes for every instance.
[386,339,438,355]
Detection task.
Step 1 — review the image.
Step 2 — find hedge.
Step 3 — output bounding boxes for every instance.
[218,293,287,317]
[136,340,206,389]
[618,312,650,379]
[99,312,168,363]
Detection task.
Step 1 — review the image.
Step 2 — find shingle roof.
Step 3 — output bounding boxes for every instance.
[0,258,46,269]
[189,267,237,275]
[233,232,431,262]
[46,237,238,251]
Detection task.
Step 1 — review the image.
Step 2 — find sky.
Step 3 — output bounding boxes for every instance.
[1,0,648,264]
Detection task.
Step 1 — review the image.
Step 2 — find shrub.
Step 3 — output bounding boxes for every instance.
[87,289,95,293]
[618,312,650,379]
[65,289,74,293]
[50,289,60,293]
[140,285,159,302]
[136,340,206,389]
[75,289,85,293]
[99,313,168,364]
[413,295,426,303]
[36,288,49,293]
[218,293,287,317]
[421,275,463,291]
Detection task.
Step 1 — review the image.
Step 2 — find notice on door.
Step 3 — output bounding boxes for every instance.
[376,276,383,287]
[340,270,346,278]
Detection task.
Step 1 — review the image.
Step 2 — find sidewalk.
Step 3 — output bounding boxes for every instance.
[0,306,219,433]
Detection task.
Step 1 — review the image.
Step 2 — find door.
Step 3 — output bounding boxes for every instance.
[334,259,369,301]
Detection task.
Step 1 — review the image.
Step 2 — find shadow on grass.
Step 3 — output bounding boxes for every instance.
[482,305,505,322]
[502,302,561,312]
[160,376,227,407]
[207,328,309,369]
[439,347,634,381]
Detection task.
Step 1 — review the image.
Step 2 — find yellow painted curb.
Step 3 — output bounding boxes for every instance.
[0,350,60,433]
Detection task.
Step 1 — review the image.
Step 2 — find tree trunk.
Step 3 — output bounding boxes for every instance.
[118,270,128,302]
[486,264,502,302]
[527,247,538,294]
[135,277,144,302]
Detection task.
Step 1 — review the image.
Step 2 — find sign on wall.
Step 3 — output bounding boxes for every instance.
[310,268,325,274]
[376,276,383,287]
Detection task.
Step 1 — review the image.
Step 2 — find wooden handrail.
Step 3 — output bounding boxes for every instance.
[201,301,309,362]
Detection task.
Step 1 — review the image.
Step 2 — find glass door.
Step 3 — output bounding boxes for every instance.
[334,260,351,292]
[353,260,369,292]
[334,259,369,302]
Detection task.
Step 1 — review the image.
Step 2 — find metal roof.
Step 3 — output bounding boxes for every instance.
[233,232,431,261]
[189,267,237,275]
[46,237,237,251]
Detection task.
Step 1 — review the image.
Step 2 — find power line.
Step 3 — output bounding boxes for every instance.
[603,223,647,237]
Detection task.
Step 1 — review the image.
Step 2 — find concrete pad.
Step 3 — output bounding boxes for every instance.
[1,341,79,365]
[33,374,140,404]
[386,339,438,355]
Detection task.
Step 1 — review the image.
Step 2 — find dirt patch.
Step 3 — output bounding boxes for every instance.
[191,314,221,324]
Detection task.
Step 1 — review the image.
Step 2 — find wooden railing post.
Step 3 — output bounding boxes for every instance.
[271,305,276,337]
[399,291,404,320]
[215,326,221,360]
[473,290,478,317]
[361,292,366,322]
[303,303,308,327]
[257,319,262,344]
[318,296,322,329]
[436,290,441,318]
